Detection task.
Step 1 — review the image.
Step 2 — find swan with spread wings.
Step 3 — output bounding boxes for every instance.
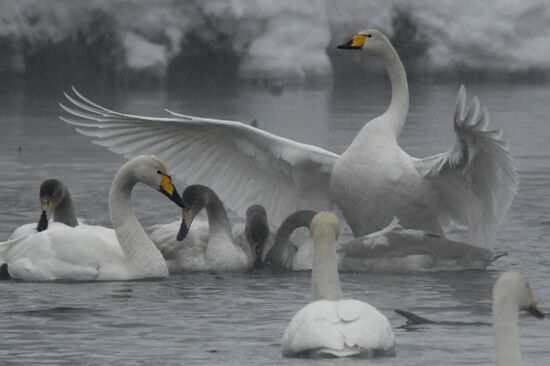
[59,28,516,249]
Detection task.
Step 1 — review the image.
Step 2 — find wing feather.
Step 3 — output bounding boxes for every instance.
[60,89,339,226]
[414,85,518,247]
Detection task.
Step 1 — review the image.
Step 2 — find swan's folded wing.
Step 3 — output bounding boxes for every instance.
[59,88,338,226]
[413,85,517,247]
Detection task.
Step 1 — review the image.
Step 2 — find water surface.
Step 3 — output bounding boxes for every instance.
[1,81,549,365]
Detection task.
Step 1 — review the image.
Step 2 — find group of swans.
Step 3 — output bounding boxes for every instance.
[0,155,183,281]
[147,185,267,272]
[280,211,543,363]
[0,27,538,363]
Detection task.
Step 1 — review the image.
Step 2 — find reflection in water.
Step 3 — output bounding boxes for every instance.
[1,82,550,364]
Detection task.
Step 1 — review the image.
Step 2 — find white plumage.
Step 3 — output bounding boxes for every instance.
[281,212,395,358]
[0,156,181,281]
[282,299,395,358]
[59,28,516,251]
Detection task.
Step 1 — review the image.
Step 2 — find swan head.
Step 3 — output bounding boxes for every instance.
[37,179,69,231]
[493,272,544,319]
[131,155,183,207]
[310,211,340,243]
[337,28,390,56]
[176,185,209,241]
[245,204,269,268]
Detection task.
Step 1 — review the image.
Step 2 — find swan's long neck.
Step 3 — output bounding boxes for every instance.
[493,298,521,366]
[109,162,167,276]
[371,44,409,136]
[204,190,232,238]
[312,227,342,301]
[265,210,316,270]
[53,192,78,227]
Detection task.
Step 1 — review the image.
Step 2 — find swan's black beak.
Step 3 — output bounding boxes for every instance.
[158,175,184,207]
[526,288,545,319]
[527,305,545,319]
[176,207,195,241]
[36,210,49,232]
[337,34,366,50]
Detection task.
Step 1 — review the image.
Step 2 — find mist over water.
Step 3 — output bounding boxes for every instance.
[1,0,550,86]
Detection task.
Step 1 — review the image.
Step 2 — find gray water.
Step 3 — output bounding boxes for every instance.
[0,81,549,365]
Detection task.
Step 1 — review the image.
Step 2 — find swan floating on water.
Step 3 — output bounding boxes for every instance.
[395,272,544,366]
[265,212,500,272]
[59,27,516,250]
[281,211,395,358]
[0,155,183,281]
[147,185,266,272]
[8,179,80,240]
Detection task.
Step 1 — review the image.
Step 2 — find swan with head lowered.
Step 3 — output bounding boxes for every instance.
[148,185,267,272]
[281,212,395,358]
[59,27,515,252]
[0,155,182,281]
[8,179,80,240]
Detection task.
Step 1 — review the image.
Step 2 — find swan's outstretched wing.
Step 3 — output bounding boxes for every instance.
[59,88,338,226]
[414,85,517,247]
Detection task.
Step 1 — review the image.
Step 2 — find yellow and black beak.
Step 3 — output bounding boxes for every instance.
[158,174,183,207]
[526,288,545,319]
[176,207,195,241]
[337,34,367,50]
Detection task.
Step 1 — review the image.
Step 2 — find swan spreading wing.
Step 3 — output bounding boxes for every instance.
[59,88,338,226]
[413,86,518,246]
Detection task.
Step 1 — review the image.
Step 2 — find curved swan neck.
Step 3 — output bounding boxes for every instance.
[203,188,232,237]
[53,191,78,227]
[493,298,521,366]
[109,161,166,271]
[312,226,342,301]
[264,210,316,270]
[373,42,409,136]
[274,211,316,251]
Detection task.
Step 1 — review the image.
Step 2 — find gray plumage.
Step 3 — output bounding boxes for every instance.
[264,210,316,272]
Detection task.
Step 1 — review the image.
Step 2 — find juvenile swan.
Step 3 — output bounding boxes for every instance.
[281,212,395,358]
[0,156,182,281]
[156,185,253,272]
[8,179,79,240]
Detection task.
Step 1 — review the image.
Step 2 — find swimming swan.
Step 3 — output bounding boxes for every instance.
[394,272,544,366]
[281,212,395,358]
[8,179,80,240]
[59,28,515,248]
[148,185,264,272]
[0,155,183,281]
[493,272,544,366]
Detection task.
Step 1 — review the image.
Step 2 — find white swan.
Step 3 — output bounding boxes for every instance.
[59,27,515,249]
[147,185,265,272]
[493,272,544,366]
[8,179,80,240]
[281,212,395,358]
[394,272,544,365]
[265,212,499,272]
[0,155,182,281]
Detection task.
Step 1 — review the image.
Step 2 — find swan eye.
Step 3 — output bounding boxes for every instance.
[367,34,372,38]
[157,170,162,175]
